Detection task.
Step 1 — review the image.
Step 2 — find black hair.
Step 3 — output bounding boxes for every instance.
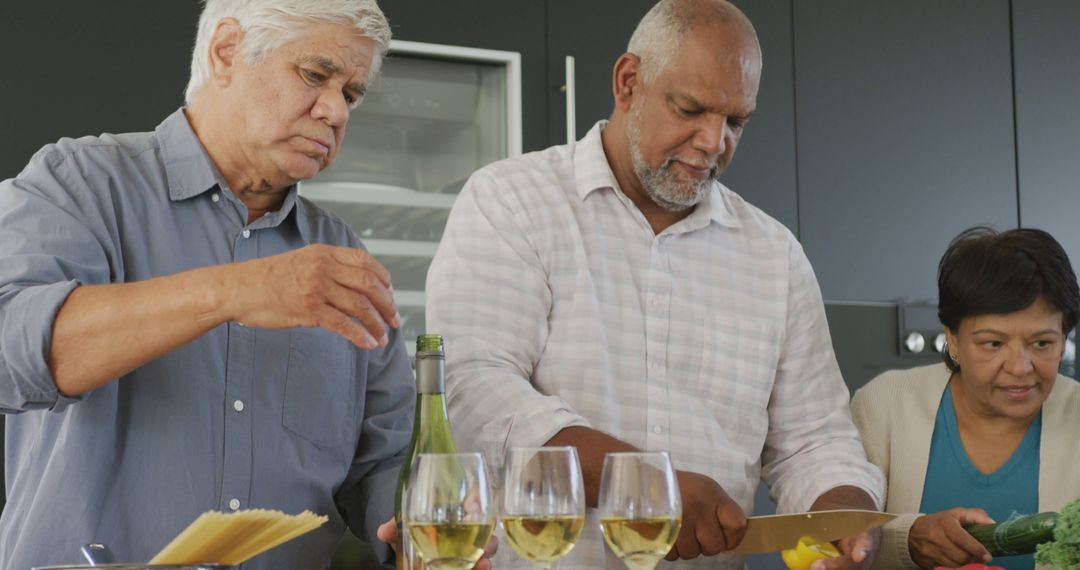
[938,226,1079,372]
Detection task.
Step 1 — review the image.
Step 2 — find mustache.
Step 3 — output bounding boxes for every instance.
[660,156,722,179]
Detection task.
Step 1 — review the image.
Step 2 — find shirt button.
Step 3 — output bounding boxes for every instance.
[211,193,220,203]
[228,498,241,511]
[653,425,663,434]
[650,296,660,307]
[233,399,245,412]
[241,229,251,239]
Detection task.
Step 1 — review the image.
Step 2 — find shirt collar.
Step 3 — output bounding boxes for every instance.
[699,182,741,228]
[157,108,225,202]
[572,121,622,201]
[291,194,316,245]
[572,120,740,229]
[157,107,307,238]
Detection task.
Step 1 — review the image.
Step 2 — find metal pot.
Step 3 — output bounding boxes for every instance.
[31,543,232,570]
[34,561,232,565]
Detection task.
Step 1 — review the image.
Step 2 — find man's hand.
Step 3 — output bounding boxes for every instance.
[377,518,498,570]
[665,470,747,560]
[908,508,994,569]
[226,244,401,349]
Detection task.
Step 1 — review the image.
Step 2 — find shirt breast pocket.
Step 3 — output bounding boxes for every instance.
[699,314,781,427]
[283,329,359,449]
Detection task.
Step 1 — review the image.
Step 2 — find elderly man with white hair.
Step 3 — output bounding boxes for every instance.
[428,0,885,568]
[0,1,450,568]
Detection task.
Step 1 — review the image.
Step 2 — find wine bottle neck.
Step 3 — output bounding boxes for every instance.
[415,354,445,394]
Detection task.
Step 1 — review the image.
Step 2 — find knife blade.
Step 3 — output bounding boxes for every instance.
[730,509,896,555]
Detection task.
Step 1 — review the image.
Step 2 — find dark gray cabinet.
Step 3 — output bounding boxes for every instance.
[1012,0,1080,266]
[544,0,656,145]
[722,0,799,235]
[793,0,1019,303]
[0,2,202,180]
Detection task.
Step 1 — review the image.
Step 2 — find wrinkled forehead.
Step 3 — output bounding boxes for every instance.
[282,23,378,79]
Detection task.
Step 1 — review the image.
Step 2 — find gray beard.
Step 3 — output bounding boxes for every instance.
[626,106,718,213]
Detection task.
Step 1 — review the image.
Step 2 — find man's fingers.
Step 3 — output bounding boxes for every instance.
[695,512,727,556]
[320,245,401,328]
[483,534,498,558]
[674,528,702,559]
[323,285,390,346]
[314,306,379,349]
[468,529,497,569]
[328,266,401,330]
[715,499,747,551]
[376,518,397,545]
[330,245,393,286]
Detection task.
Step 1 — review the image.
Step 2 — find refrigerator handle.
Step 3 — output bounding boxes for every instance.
[563,55,577,144]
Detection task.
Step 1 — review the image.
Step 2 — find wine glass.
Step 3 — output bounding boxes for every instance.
[598,452,683,570]
[501,446,586,569]
[405,452,496,570]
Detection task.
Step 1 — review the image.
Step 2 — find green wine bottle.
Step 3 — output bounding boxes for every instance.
[395,334,458,570]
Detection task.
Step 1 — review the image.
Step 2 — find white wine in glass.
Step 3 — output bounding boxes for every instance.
[501,446,586,569]
[405,453,495,570]
[598,452,682,570]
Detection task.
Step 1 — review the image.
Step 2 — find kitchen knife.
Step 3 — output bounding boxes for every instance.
[730,509,896,555]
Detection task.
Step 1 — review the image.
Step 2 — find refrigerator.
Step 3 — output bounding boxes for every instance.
[300,40,523,356]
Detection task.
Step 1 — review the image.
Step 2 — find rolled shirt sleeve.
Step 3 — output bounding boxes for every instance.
[759,239,885,513]
[0,151,113,413]
[426,172,590,470]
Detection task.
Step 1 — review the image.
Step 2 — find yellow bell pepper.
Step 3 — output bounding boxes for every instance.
[781,535,841,570]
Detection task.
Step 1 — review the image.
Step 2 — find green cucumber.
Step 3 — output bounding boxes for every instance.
[965,512,1059,556]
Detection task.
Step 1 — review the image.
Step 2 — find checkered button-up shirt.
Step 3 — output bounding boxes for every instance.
[427,122,884,569]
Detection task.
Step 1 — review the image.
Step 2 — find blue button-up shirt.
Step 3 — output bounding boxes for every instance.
[0,109,414,569]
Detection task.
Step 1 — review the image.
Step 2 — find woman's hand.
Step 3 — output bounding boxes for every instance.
[909,508,995,569]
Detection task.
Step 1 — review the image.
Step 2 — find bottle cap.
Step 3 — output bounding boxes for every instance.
[416,334,443,354]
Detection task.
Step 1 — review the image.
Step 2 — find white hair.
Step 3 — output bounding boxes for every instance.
[627,0,753,83]
[184,0,391,105]
[627,0,689,84]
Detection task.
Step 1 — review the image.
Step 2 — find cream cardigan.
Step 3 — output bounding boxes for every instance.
[851,363,1080,569]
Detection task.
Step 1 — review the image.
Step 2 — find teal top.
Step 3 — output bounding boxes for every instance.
[920,385,1041,570]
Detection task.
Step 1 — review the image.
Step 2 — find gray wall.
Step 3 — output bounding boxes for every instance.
[0,2,201,180]
[1013,0,1080,269]
[794,1,1019,303]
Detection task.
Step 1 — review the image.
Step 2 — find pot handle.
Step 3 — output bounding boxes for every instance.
[81,543,117,565]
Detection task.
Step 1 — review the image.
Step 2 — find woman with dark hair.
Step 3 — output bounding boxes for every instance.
[852,227,1080,570]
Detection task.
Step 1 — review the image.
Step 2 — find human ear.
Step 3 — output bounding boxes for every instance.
[612,53,641,111]
[208,18,244,86]
[944,327,959,356]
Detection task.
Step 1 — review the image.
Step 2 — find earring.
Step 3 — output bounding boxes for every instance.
[942,341,960,368]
